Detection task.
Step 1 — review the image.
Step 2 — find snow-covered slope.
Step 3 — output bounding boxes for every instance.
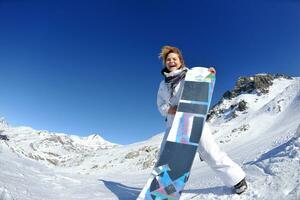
[0,74,299,200]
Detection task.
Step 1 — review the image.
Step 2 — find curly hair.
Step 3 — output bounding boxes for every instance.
[159,45,185,67]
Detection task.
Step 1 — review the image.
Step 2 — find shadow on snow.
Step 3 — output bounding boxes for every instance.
[99,179,140,200]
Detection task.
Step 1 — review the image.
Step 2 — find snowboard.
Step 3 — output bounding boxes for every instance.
[137,67,216,200]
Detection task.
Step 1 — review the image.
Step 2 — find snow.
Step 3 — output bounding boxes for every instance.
[0,76,300,200]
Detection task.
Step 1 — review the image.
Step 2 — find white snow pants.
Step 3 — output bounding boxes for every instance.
[159,123,246,187]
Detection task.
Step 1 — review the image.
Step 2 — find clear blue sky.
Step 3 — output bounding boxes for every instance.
[0,0,299,144]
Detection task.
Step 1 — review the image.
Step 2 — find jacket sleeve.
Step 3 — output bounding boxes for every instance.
[157,81,170,117]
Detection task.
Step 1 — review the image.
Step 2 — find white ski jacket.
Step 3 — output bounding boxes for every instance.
[157,69,186,128]
[156,68,246,187]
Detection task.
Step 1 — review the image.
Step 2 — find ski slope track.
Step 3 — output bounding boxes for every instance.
[0,75,299,200]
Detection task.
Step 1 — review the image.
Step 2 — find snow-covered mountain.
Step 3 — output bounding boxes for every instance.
[0,73,299,200]
[0,121,118,169]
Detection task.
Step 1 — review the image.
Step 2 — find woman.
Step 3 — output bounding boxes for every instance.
[156,45,248,194]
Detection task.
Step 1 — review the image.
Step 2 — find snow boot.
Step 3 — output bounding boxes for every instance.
[234,178,247,194]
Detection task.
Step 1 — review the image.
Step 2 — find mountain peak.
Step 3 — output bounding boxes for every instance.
[222,73,292,100]
[207,73,295,122]
[81,133,116,146]
[0,117,9,130]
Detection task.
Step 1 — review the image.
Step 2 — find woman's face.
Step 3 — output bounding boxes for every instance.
[165,53,182,72]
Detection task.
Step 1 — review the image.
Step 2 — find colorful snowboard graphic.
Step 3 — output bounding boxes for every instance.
[137,67,216,200]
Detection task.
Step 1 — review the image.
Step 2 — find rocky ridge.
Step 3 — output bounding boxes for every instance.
[207,73,292,122]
